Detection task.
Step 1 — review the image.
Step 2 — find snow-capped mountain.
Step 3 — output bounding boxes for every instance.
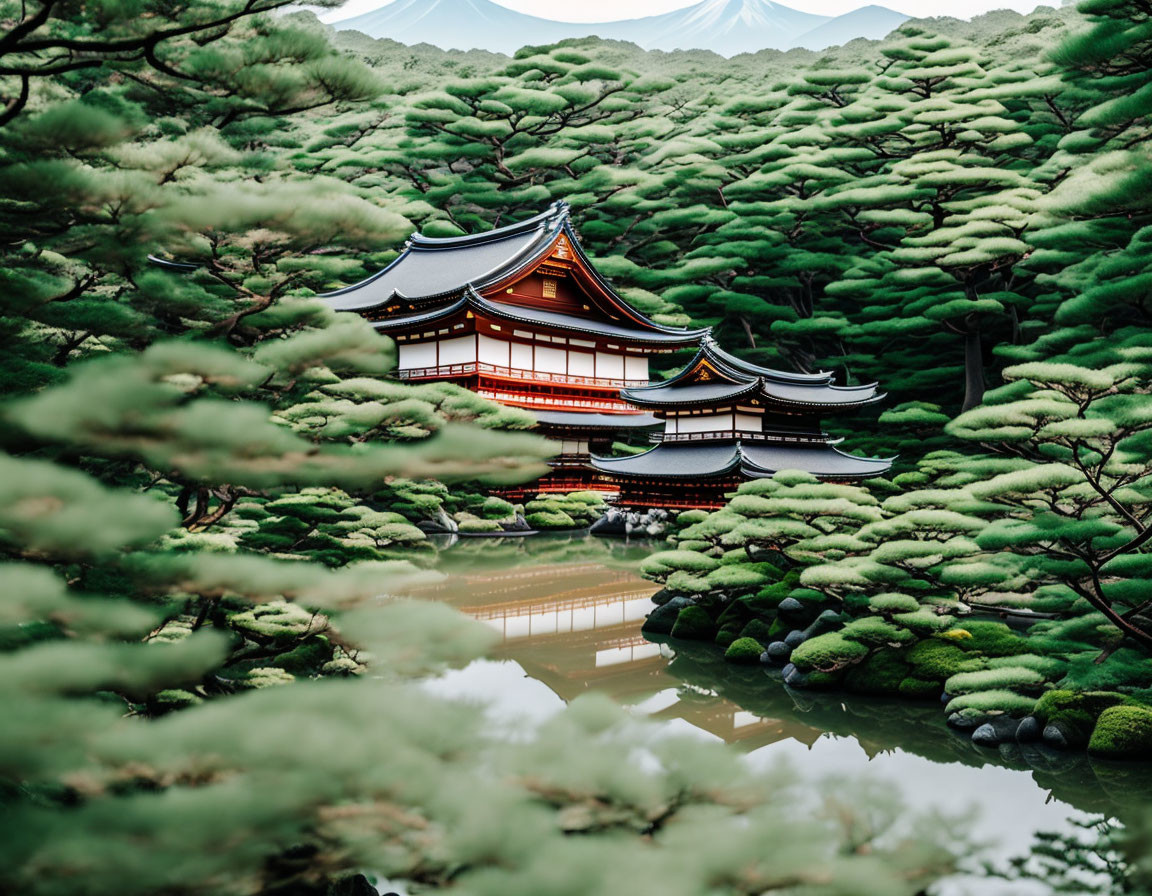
[602,0,831,54]
[330,0,909,56]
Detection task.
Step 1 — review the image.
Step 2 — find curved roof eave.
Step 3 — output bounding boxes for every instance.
[620,380,761,406]
[409,201,568,249]
[370,294,470,330]
[590,442,742,479]
[738,444,895,480]
[757,384,885,408]
[469,290,705,345]
[322,225,556,311]
[700,335,833,384]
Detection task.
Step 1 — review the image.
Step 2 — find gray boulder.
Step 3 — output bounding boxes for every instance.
[766,640,792,663]
[1016,716,1042,743]
[642,596,695,635]
[803,609,842,639]
[501,513,532,532]
[784,629,807,649]
[777,597,804,616]
[590,509,627,536]
[782,663,809,688]
[416,509,458,534]
[1042,722,1071,750]
[971,716,1020,747]
[947,712,981,731]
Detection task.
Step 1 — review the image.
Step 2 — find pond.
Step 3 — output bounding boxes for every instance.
[411,533,1152,895]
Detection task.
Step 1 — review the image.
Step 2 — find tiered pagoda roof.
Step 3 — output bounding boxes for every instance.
[323,201,708,347]
[592,440,892,481]
[592,336,892,488]
[360,287,703,344]
[620,335,883,410]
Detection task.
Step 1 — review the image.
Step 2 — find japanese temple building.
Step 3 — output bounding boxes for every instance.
[591,335,893,509]
[322,201,707,493]
[323,201,891,507]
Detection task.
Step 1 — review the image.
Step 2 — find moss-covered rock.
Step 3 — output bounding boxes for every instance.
[457,517,505,533]
[739,618,776,645]
[898,677,942,699]
[844,649,911,696]
[1033,690,1130,748]
[525,509,577,529]
[906,639,984,682]
[1088,706,1152,759]
[724,637,765,664]
[671,605,717,641]
[790,632,870,673]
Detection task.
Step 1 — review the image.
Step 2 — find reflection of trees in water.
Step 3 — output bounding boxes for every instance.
[430,540,1152,824]
[997,813,1152,896]
[435,533,657,575]
[659,638,1152,819]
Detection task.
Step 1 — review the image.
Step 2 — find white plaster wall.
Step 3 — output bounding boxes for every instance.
[438,335,476,365]
[625,356,648,382]
[596,352,624,379]
[510,341,533,371]
[679,413,733,433]
[478,335,509,366]
[399,341,437,369]
[536,345,567,374]
[734,412,762,433]
[569,351,595,376]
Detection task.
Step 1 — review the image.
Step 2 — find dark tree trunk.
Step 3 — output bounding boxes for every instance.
[739,315,757,349]
[961,327,985,412]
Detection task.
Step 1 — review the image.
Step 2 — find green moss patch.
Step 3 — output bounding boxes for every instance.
[844,649,911,697]
[671,605,717,641]
[725,637,765,664]
[1089,706,1152,759]
[790,632,870,673]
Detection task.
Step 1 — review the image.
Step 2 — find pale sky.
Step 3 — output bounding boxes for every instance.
[326,0,1049,23]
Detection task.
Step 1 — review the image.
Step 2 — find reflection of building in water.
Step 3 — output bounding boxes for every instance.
[427,559,814,750]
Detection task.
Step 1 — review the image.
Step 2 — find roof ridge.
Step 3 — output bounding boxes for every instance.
[701,334,832,384]
[408,201,570,250]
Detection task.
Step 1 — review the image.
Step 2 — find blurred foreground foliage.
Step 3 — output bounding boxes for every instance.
[0,1,973,894]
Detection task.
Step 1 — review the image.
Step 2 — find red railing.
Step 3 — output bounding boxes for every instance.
[653,430,830,444]
[398,362,647,390]
[478,390,633,413]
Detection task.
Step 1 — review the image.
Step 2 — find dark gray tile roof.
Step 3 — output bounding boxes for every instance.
[532,411,662,429]
[591,440,891,480]
[623,334,883,408]
[480,298,705,342]
[739,443,892,478]
[323,227,550,311]
[591,442,741,479]
[370,291,705,344]
[621,381,759,406]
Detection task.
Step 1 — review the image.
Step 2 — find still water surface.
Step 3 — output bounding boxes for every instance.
[412,534,1152,895]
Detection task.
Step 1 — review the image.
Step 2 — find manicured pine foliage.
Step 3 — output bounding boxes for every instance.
[0,2,978,894]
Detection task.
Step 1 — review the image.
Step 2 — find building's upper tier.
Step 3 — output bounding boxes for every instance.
[322,200,708,346]
[621,335,884,411]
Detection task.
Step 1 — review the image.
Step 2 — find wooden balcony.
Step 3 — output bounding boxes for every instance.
[479,390,634,413]
[398,361,647,391]
[652,430,831,445]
